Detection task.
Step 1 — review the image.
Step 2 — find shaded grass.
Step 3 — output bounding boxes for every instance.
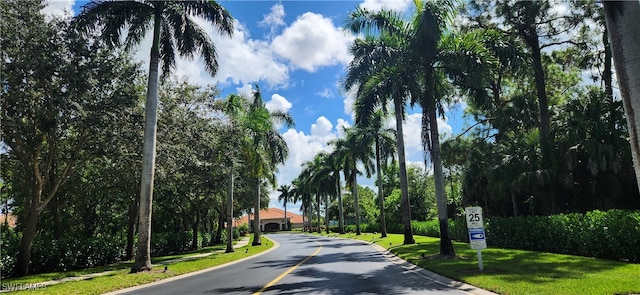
[2,243,230,285]
[313,232,640,295]
[6,237,272,295]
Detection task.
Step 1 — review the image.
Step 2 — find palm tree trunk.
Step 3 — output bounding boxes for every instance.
[337,176,345,234]
[375,137,387,238]
[316,191,321,233]
[325,194,330,234]
[226,165,234,253]
[395,97,415,244]
[283,200,288,230]
[604,1,640,193]
[428,108,455,256]
[252,178,262,246]
[131,10,161,273]
[352,170,361,235]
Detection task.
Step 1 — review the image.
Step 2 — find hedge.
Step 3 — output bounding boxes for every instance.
[353,210,640,263]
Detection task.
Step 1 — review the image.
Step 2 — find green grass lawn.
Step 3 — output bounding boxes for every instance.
[3,236,273,295]
[316,232,640,295]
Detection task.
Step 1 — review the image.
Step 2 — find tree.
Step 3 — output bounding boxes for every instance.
[74,0,233,272]
[355,110,396,237]
[331,128,374,235]
[240,86,294,245]
[345,7,420,244]
[1,1,142,275]
[603,1,640,193]
[277,184,293,230]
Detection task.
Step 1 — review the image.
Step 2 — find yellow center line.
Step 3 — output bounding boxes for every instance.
[252,241,323,295]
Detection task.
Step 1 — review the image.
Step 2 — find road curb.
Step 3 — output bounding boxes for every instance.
[305,234,498,295]
[366,241,498,295]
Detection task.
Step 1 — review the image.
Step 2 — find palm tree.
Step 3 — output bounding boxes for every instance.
[326,151,346,234]
[359,110,396,238]
[331,128,374,235]
[346,1,492,253]
[277,184,293,230]
[244,86,294,245]
[345,8,420,244]
[604,1,640,193]
[74,0,233,272]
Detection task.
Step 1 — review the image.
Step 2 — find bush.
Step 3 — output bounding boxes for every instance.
[356,209,640,262]
[151,231,191,256]
[28,235,126,274]
[0,226,20,276]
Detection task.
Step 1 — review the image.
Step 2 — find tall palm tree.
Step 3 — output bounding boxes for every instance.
[359,110,396,238]
[326,151,346,234]
[604,1,640,193]
[277,184,293,230]
[346,1,492,253]
[244,86,294,245]
[74,0,233,272]
[345,9,420,244]
[331,128,374,235]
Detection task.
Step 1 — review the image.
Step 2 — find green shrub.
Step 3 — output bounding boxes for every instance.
[28,235,126,274]
[0,226,20,276]
[358,209,640,262]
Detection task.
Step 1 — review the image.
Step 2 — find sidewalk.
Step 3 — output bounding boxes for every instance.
[0,236,251,293]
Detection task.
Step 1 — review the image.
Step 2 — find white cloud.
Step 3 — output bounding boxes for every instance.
[42,0,75,17]
[316,87,335,98]
[265,94,293,113]
[259,3,286,38]
[343,87,357,120]
[359,0,412,12]
[271,12,354,72]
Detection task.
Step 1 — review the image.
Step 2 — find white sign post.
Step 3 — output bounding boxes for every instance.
[465,207,486,271]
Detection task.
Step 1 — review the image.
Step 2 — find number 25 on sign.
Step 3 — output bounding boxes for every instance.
[465,206,484,229]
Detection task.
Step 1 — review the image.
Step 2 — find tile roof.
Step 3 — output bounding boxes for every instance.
[235,208,304,226]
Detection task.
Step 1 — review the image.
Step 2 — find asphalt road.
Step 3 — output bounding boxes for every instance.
[117,233,472,295]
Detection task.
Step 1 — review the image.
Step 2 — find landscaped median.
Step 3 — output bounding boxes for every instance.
[313,232,640,295]
[1,236,273,295]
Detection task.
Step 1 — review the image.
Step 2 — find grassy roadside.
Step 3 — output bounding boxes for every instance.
[2,237,273,295]
[315,232,640,295]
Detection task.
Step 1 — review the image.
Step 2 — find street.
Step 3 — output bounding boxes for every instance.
[116,234,473,295]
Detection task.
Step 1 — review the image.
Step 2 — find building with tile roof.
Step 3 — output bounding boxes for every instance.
[235,208,306,232]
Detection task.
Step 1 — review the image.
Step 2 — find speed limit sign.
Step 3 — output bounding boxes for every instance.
[465,207,484,229]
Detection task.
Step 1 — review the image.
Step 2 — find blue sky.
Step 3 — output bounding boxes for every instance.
[45,0,470,215]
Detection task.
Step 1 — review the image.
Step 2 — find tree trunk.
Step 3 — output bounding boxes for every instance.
[214,211,224,245]
[132,10,162,273]
[14,206,40,276]
[283,199,288,231]
[226,166,234,253]
[252,179,262,246]
[604,1,640,193]
[395,97,415,244]
[325,194,330,234]
[522,22,556,213]
[352,170,361,235]
[337,175,345,234]
[52,194,62,240]
[511,191,520,217]
[316,191,321,233]
[428,108,455,256]
[375,137,387,238]
[191,212,200,251]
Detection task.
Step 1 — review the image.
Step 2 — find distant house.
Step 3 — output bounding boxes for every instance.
[235,208,306,232]
[0,213,17,228]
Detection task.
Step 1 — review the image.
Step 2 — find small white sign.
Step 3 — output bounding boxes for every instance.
[465,207,484,229]
[468,228,487,250]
